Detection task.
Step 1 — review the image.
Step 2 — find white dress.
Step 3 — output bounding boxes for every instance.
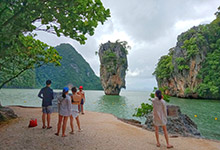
[71,104,79,118]
[57,95,72,117]
[152,97,167,126]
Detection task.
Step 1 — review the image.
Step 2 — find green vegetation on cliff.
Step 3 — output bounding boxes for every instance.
[3,44,103,90]
[100,40,129,74]
[154,6,220,99]
[153,48,174,79]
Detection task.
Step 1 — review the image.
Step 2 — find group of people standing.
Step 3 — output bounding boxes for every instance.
[38,80,85,137]
[38,80,173,148]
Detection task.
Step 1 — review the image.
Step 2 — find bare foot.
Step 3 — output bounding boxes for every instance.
[167,145,174,149]
[156,143,161,147]
[62,135,67,137]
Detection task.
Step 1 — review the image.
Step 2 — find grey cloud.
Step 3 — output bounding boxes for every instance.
[102,0,220,42]
[34,0,220,91]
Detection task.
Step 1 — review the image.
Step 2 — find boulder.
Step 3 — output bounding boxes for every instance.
[143,105,201,137]
[0,106,18,122]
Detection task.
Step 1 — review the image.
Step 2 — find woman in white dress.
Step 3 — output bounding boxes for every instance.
[55,87,71,137]
[152,90,173,149]
[69,87,82,134]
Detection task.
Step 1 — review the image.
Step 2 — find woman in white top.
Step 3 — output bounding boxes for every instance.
[55,87,71,137]
[152,90,173,149]
[69,87,82,134]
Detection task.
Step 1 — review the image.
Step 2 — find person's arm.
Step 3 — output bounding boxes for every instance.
[38,89,43,99]
[82,91,85,102]
[67,96,72,116]
[51,89,54,99]
[163,101,167,118]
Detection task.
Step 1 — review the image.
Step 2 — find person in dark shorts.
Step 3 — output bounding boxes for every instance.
[77,86,85,114]
[38,80,54,129]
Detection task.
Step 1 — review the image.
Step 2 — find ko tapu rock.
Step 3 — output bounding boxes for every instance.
[98,41,129,95]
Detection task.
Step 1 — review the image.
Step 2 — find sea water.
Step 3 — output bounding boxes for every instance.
[0,89,220,140]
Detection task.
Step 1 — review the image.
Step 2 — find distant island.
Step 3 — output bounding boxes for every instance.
[2,43,103,90]
[154,12,220,99]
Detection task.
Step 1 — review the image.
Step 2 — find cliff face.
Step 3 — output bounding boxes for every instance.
[99,41,128,95]
[157,27,208,98]
[154,14,220,99]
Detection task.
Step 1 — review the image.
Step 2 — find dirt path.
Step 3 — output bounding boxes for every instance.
[0,107,219,150]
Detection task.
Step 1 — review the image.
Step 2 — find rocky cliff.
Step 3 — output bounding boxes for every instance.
[98,41,128,95]
[154,10,220,99]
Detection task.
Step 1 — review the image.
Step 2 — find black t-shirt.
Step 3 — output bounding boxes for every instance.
[38,87,54,107]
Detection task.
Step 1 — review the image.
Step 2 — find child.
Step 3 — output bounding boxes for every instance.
[77,86,85,114]
[152,90,173,149]
[55,87,71,137]
[69,87,82,134]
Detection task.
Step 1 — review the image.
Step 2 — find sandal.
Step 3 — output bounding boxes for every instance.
[167,145,174,149]
[42,126,46,129]
[47,126,52,129]
[55,133,59,136]
[62,135,67,137]
[78,129,83,132]
[69,131,74,134]
[156,144,161,147]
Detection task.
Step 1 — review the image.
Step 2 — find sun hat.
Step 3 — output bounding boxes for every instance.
[63,87,69,93]
[79,86,83,89]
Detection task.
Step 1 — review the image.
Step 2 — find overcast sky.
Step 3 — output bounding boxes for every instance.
[34,0,220,91]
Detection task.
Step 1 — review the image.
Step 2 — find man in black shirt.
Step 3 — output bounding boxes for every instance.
[38,80,54,129]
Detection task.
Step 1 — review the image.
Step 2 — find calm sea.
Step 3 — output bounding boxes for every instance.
[0,89,220,140]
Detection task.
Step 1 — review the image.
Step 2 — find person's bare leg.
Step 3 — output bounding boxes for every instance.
[70,115,74,133]
[76,116,81,131]
[62,116,68,137]
[42,113,46,128]
[154,126,160,147]
[47,114,51,128]
[162,126,173,148]
[81,105,84,114]
[78,105,81,113]
[55,115,63,136]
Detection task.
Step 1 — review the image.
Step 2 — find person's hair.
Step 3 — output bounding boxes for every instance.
[62,90,66,98]
[62,87,69,98]
[46,80,52,85]
[71,87,77,93]
[155,90,162,100]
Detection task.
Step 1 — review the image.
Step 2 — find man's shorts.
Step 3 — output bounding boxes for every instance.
[80,99,84,105]
[42,106,53,114]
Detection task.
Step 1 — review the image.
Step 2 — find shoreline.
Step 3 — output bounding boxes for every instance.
[2,105,220,142]
[0,107,220,150]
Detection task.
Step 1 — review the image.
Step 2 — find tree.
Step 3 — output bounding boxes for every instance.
[0,0,110,88]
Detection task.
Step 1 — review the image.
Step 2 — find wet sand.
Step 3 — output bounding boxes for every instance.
[0,107,220,150]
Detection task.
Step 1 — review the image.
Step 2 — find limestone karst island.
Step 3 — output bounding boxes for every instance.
[1,1,220,150]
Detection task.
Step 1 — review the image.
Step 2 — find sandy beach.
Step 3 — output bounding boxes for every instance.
[0,107,220,150]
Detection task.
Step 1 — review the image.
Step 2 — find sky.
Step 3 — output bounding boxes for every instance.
[34,0,220,91]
